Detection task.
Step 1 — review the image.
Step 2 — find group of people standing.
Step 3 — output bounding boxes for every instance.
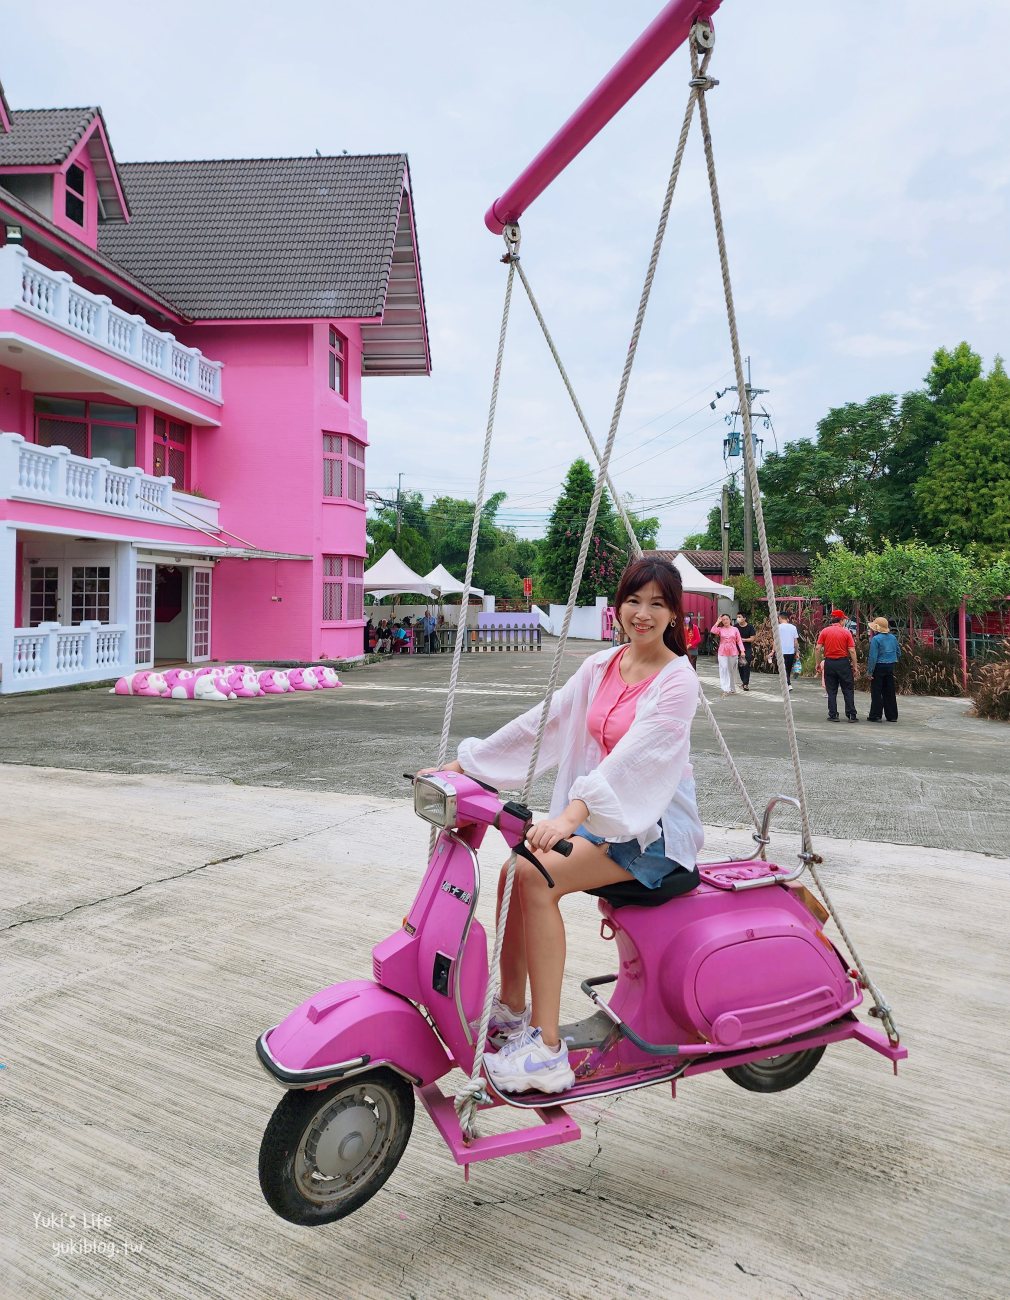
[682,606,902,723]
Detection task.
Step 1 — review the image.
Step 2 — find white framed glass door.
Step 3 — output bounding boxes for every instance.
[135,564,154,668]
[190,567,212,662]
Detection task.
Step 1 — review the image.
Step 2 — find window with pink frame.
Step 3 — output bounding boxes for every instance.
[322,556,364,623]
[322,434,365,503]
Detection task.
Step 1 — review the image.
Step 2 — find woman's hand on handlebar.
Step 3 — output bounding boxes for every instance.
[415,759,463,778]
[526,815,579,855]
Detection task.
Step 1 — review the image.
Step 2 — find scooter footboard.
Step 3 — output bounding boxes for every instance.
[257,979,451,1090]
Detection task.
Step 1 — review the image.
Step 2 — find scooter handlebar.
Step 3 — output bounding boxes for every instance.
[553,838,574,858]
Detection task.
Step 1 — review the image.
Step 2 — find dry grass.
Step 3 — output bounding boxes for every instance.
[969,639,1010,721]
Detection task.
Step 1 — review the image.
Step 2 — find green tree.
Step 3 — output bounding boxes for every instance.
[878,343,983,541]
[365,511,432,576]
[758,395,903,552]
[915,358,1010,552]
[538,459,622,602]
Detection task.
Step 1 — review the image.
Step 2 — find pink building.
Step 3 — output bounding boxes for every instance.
[0,77,429,693]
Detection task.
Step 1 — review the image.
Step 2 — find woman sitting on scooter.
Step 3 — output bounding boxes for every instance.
[428,557,703,1094]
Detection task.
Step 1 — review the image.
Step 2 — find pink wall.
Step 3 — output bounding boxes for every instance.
[179,320,370,662]
[0,364,23,431]
[0,309,221,427]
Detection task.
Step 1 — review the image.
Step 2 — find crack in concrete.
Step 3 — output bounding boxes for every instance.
[735,1260,807,1297]
[0,806,387,933]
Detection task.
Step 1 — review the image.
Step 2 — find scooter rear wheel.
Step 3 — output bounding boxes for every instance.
[722,1046,825,1093]
[258,1068,414,1225]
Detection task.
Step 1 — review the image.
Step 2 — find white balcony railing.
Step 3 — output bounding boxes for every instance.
[0,244,223,402]
[0,432,221,531]
[10,622,127,692]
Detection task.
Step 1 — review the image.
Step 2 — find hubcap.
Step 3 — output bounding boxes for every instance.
[294,1083,396,1205]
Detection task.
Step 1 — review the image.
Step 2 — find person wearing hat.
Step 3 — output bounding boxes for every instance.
[815,609,859,722]
[866,617,901,723]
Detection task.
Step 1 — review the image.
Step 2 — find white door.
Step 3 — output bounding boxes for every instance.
[190,566,212,662]
[135,563,154,668]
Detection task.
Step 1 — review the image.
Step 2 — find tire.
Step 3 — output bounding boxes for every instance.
[722,1046,825,1093]
[258,1069,414,1226]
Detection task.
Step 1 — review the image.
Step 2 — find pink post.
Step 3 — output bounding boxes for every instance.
[484,0,724,234]
[959,597,968,695]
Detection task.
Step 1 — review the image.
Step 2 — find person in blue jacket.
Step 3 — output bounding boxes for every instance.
[867,617,901,722]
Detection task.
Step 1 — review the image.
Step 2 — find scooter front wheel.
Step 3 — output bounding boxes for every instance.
[258,1068,414,1225]
[722,1046,825,1093]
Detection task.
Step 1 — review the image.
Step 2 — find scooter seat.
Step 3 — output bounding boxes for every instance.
[587,866,700,909]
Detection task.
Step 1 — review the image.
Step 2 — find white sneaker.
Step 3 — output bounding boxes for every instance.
[481,995,530,1048]
[484,1027,575,1095]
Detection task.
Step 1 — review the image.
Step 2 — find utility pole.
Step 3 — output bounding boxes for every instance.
[715,357,769,580]
[365,473,406,543]
[721,482,731,585]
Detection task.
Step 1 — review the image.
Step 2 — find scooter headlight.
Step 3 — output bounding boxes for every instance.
[413,775,457,829]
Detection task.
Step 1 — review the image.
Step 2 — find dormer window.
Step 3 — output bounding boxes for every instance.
[65,163,86,226]
[328,327,346,397]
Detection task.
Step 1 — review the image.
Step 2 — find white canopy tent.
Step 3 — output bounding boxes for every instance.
[424,564,484,600]
[364,549,440,601]
[671,552,735,601]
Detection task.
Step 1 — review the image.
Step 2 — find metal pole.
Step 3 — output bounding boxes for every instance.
[959,597,968,695]
[485,0,723,233]
[395,472,403,541]
[721,482,730,584]
[743,356,754,579]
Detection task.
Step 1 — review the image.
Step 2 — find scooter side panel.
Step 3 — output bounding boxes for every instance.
[265,980,451,1087]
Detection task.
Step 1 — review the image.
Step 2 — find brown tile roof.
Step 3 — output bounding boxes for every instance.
[0,106,98,166]
[650,549,811,574]
[0,183,182,318]
[99,154,411,320]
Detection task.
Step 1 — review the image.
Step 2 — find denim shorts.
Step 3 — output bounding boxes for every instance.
[574,825,686,890]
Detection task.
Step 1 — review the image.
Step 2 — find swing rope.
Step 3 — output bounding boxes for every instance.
[513,252,763,837]
[447,21,897,1142]
[431,257,516,787]
[689,36,898,1042]
[455,41,735,1138]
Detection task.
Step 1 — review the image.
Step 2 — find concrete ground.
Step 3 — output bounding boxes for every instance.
[2,649,1009,1298]
[1,648,1008,854]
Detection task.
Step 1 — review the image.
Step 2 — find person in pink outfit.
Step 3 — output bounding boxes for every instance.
[424,557,702,1094]
[710,613,745,695]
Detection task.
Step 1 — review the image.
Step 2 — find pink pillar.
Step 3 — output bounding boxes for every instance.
[958,598,968,695]
[485,0,723,233]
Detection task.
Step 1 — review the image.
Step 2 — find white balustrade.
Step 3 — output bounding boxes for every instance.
[9,623,126,692]
[0,432,220,529]
[0,245,223,401]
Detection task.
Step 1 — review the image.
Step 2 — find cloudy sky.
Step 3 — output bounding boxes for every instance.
[5,1,1009,547]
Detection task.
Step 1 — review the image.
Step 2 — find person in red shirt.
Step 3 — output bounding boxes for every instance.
[815,609,859,722]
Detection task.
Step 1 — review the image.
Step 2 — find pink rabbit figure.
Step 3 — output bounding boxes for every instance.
[193,674,232,701]
[224,667,262,698]
[314,666,342,689]
[113,674,137,695]
[163,668,197,699]
[132,670,170,698]
[258,669,292,694]
[287,667,318,691]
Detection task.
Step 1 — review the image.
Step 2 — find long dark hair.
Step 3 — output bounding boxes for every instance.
[613,558,687,656]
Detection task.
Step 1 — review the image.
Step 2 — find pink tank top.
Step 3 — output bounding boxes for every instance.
[588,648,661,756]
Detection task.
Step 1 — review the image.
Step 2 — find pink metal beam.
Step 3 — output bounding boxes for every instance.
[484,0,724,234]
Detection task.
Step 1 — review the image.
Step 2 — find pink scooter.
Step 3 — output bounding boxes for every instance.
[256,772,906,1225]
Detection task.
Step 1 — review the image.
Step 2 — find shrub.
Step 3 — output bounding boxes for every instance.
[969,640,1010,721]
[891,640,963,697]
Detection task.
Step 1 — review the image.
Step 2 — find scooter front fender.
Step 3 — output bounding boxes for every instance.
[257,979,451,1090]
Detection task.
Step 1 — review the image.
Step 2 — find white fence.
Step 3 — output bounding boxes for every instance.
[8,622,127,692]
[0,244,223,402]
[0,432,221,530]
